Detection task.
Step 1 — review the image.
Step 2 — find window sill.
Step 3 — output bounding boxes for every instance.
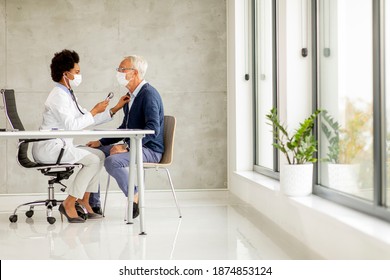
[230,170,390,259]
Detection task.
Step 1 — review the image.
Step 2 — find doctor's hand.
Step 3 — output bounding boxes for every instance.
[90,100,109,116]
[106,95,130,117]
[116,95,131,109]
[109,144,128,155]
[86,140,101,148]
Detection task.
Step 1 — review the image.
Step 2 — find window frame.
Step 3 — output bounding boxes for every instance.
[253,0,279,179]
[312,0,390,222]
[252,0,390,222]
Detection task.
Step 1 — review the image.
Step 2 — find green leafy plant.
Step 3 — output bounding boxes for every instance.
[321,101,370,164]
[266,108,321,164]
[321,110,340,163]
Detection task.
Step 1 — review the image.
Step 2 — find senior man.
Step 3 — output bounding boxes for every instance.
[87,55,164,218]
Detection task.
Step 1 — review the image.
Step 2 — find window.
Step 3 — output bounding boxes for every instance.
[317,0,374,200]
[385,0,390,207]
[252,0,389,221]
[316,0,390,221]
[254,0,278,176]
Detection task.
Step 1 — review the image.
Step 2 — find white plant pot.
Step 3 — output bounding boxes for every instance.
[327,163,360,193]
[280,163,313,196]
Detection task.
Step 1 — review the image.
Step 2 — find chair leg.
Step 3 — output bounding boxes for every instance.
[102,175,111,217]
[101,175,129,221]
[11,200,47,216]
[163,168,182,218]
[8,182,64,224]
[9,200,58,224]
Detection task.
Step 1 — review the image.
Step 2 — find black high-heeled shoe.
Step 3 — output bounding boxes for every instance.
[87,212,103,219]
[75,202,88,220]
[75,202,102,219]
[58,204,85,223]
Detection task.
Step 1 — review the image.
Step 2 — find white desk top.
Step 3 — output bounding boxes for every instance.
[0,129,154,138]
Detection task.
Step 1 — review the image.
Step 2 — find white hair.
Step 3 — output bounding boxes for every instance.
[124,55,148,79]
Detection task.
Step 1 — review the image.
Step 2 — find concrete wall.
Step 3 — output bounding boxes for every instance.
[0,0,227,194]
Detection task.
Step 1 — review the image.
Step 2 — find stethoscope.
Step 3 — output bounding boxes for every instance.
[69,88,85,115]
[63,73,85,115]
[106,91,114,101]
[69,90,114,115]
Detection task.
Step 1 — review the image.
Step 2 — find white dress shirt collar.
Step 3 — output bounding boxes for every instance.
[129,80,147,98]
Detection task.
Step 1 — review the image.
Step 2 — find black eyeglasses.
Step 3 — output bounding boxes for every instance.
[116,67,135,72]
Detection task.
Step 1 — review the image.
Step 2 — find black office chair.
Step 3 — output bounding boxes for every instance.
[1,89,83,224]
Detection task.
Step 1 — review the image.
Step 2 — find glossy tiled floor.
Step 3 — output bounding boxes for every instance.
[0,191,321,260]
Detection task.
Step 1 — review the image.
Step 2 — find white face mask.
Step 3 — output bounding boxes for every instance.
[116,72,129,86]
[69,74,82,87]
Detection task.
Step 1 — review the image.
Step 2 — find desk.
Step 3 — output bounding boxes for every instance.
[0,129,154,235]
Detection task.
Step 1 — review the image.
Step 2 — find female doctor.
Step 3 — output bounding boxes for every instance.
[32,49,129,223]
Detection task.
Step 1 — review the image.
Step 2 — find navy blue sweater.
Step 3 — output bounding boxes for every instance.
[99,83,165,154]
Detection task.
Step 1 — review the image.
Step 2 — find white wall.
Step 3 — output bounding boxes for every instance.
[227,0,253,175]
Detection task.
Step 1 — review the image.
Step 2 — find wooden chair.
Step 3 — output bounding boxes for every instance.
[102,115,182,218]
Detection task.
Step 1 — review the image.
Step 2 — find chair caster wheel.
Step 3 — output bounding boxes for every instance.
[9,215,18,223]
[47,217,56,224]
[26,210,34,218]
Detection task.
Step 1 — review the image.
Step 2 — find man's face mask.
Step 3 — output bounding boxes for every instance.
[116,72,129,86]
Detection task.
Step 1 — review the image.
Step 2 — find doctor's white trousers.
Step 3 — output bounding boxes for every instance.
[68,147,105,199]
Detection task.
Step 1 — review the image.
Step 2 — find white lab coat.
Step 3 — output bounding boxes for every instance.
[32,85,112,164]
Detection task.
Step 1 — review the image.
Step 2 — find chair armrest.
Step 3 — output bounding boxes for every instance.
[19,138,52,143]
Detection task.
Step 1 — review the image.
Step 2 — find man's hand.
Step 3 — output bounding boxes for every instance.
[86,140,101,148]
[110,144,128,155]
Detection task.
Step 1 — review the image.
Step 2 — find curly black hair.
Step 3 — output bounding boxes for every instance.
[50,49,80,82]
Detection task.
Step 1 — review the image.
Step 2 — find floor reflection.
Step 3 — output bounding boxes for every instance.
[0,192,320,260]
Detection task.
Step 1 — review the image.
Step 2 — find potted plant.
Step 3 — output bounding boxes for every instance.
[321,103,370,192]
[266,108,321,196]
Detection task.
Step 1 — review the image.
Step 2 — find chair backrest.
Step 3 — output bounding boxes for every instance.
[1,89,25,131]
[160,115,176,165]
[1,89,38,168]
